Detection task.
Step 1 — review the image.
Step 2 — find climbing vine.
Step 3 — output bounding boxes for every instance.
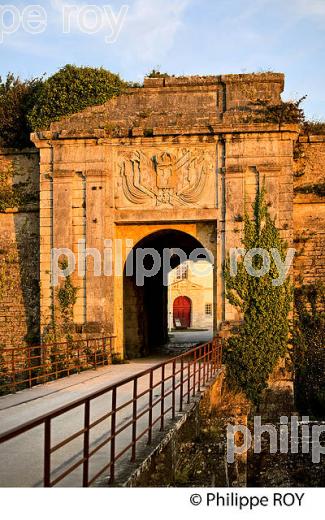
[223,186,293,405]
[292,283,325,418]
[56,259,78,343]
[0,163,36,212]
[294,182,325,197]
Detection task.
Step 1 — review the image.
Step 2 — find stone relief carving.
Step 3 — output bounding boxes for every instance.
[116,148,215,209]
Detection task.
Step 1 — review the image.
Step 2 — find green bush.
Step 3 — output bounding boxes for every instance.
[223,186,293,405]
[303,120,325,135]
[28,65,127,130]
[251,96,306,126]
[0,73,42,148]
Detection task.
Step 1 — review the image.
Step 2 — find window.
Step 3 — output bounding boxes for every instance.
[176,264,188,281]
[205,303,212,315]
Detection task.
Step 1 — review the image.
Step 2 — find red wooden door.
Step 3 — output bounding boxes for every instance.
[173,296,191,328]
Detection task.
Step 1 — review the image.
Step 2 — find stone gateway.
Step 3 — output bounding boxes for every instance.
[0,73,324,355]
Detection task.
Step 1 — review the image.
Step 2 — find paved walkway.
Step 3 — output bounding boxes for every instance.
[0,357,185,487]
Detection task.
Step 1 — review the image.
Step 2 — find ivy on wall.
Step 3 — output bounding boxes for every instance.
[0,163,36,212]
[293,283,325,418]
[223,186,293,405]
[57,259,78,343]
[294,182,325,197]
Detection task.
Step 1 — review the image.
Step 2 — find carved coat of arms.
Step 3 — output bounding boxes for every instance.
[117,148,214,208]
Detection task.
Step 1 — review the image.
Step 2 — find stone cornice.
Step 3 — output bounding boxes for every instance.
[31,123,300,145]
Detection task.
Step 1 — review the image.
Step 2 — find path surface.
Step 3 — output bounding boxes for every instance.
[0,356,195,487]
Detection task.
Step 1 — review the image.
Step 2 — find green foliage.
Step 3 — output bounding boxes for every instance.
[294,182,325,197]
[303,120,325,135]
[57,259,78,342]
[223,186,293,405]
[28,65,127,130]
[0,73,42,148]
[145,68,171,78]
[143,128,154,137]
[293,283,325,418]
[251,96,306,126]
[0,163,36,211]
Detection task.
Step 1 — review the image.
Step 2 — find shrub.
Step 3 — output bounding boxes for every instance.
[223,186,293,405]
[0,73,42,148]
[251,96,306,126]
[303,120,325,135]
[28,65,127,130]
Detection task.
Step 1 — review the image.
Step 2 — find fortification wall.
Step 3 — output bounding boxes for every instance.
[0,148,40,348]
[293,135,325,285]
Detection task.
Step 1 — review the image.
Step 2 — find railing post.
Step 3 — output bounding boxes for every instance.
[172,360,176,419]
[102,338,106,366]
[110,337,114,361]
[28,347,32,389]
[94,344,97,370]
[131,378,138,462]
[209,341,213,379]
[83,399,90,487]
[160,365,165,430]
[86,339,89,366]
[179,357,184,412]
[44,417,51,487]
[148,370,153,444]
[187,358,190,404]
[215,338,218,369]
[110,387,117,484]
[198,347,201,393]
[193,349,196,396]
[67,344,70,377]
[11,349,16,393]
[54,343,58,380]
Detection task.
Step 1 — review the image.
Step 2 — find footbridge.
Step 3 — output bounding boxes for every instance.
[0,338,222,487]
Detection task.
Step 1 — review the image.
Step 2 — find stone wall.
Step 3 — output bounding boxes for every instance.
[0,73,324,353]
[0,148,40,348]
[293,135,325,285]
[30,73,298,355]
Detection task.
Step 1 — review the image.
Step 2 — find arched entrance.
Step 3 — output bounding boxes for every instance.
[173,296,192,329]
[123,229,214,358]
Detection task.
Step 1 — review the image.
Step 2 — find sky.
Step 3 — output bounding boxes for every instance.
[0,0,325,119]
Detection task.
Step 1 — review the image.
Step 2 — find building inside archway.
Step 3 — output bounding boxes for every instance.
[168,260,213,331]
[123,230,214,359]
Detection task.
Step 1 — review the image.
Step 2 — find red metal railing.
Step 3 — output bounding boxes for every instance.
[0,336,115,395]
[0,338,222,487]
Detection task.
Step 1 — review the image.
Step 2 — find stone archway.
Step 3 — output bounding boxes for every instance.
[123,229,214,358]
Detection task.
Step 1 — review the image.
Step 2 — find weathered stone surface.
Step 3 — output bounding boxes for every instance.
[0,148,40,348]
[293,135,325,285]
[0,73,323,354]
